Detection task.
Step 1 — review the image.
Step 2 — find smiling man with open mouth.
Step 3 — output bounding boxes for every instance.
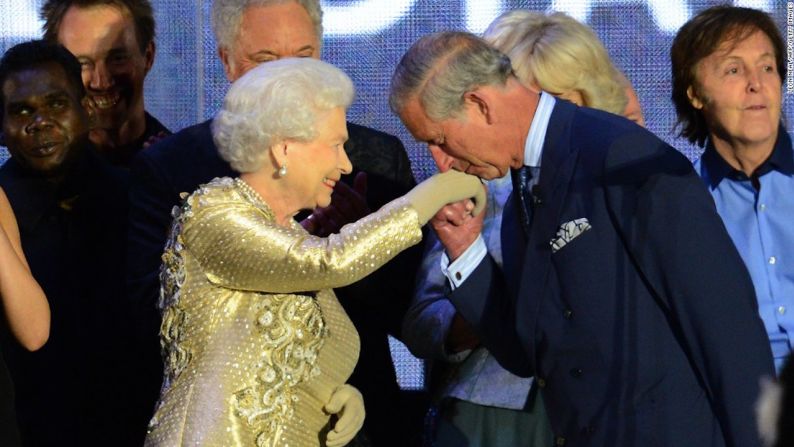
[41,0,169,166]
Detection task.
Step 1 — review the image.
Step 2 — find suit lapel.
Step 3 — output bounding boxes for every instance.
[515,101,581,360]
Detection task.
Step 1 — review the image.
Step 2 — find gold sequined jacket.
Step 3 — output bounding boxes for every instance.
[145,177,422,446]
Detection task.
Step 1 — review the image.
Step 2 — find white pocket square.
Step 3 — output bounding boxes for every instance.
[550,218,591,253]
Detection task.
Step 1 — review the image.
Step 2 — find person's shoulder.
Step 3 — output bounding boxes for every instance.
[181,177,264,222]
[569,107,692,180]
[143,111,171,137]
[137,119,214,163]
[574,106,642,138]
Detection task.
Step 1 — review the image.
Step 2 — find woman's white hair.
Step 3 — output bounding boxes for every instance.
[212,58,354,173]
[484,10,627,115]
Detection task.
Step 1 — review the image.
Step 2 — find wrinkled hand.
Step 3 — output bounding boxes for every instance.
[302,172,370,237]
[430,198,485,261]
[324,384,365,447]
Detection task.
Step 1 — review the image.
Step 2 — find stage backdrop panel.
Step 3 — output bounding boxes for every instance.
[1,0,790,390]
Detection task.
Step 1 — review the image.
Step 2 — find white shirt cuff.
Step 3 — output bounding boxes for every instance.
[441,235,487,290]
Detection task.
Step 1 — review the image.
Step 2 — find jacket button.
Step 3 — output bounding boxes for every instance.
[536,378,546,388]
[555,436,566,445]
[570,368,583,378]
[563,309,573,319]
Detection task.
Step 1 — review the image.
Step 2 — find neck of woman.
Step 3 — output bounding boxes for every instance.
[239,171,299,228]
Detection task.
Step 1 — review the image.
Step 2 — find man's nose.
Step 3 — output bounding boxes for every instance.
[88,61,114,90]
[429,144,455,172]
[747,68,764,93]
[25,113,54,134]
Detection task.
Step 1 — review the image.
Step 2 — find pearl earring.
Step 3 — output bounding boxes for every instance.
[278,164,288,177]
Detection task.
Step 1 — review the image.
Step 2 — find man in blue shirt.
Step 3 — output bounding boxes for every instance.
[672,5,793,373]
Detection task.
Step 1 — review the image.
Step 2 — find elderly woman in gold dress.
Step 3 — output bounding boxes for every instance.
[144,58,484,447]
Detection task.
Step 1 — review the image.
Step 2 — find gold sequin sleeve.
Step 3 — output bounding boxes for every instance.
[182,194,422,293]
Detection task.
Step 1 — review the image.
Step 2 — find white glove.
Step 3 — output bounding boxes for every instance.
[324,384,365,447]
[404,170,486,225]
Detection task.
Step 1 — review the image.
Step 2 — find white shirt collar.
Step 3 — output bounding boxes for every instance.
[523,92,556,168]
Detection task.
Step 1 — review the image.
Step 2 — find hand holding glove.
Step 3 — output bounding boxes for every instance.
[405,170,486,225]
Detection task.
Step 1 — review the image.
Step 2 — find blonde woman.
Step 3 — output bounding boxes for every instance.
[484,10,644,125]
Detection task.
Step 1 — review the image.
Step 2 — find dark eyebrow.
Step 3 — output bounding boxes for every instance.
[44,90,71,100]
[107,47,130,56]
[6,90,70,108]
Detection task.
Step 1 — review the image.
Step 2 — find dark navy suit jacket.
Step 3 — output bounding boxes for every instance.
[127,119,423,446]
[450,100,774,446]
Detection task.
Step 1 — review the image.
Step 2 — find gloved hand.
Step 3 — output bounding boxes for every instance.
[405,170,486,225]
[324,384,365,447]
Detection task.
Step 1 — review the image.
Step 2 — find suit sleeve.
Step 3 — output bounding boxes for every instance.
[605,134,774,447]
[448,251,534,377]
[402,231,462,360]
[184,196,423,293]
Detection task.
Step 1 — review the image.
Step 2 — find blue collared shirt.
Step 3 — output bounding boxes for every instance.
[694,127,794,373]
[442,92,555,285]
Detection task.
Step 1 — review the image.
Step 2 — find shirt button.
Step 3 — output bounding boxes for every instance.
[769,256,777,265]
[455,272,462,280]
[760,204,766,211]
[779,306,787,315]
[563,309,573,319]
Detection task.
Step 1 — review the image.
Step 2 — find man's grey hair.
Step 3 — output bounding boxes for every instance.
[389,31,513,121]
[212,58,353,173]
[211,0,323,52]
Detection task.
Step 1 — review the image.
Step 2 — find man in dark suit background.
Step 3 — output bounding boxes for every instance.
[128,0,424,444]
[390,31,774,446]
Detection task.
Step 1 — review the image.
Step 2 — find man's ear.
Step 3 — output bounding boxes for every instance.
[687,86,704,110]
[463,90,492,124]
[218,47,235,82]
[143,40,155,74]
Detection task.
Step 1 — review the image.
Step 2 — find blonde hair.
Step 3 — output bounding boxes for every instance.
[484,10,626,115]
